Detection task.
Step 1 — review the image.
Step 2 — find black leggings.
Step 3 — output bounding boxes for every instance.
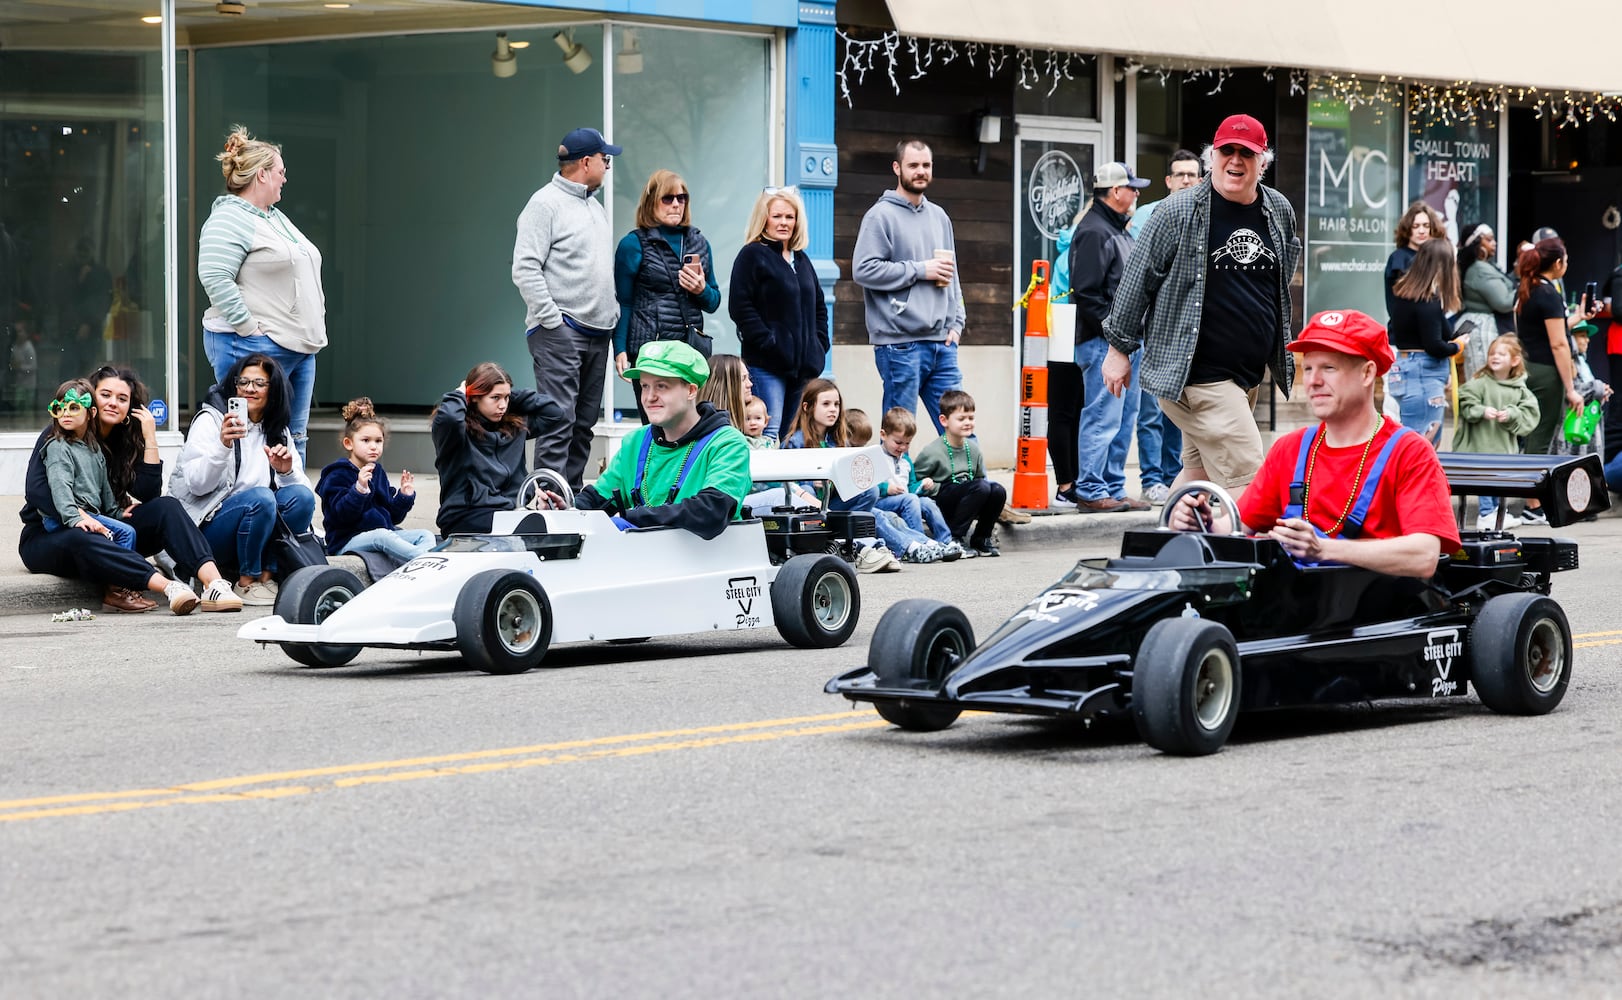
[1047,360,1082,486]
[18,496,215,591]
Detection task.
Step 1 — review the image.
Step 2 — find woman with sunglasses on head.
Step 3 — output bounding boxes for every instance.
[169,353,316,606]
[18,365,242,614]
[613,170,720,423]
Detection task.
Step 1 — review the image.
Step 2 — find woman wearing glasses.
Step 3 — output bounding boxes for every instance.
[169,353,316,606]
[18,365,242,614]
[728,186,828,441]
[197,125,326,462]
[613,170,721,423]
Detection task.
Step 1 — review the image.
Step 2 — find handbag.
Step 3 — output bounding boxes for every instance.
[681,324,714,359]
[269,513,327,581]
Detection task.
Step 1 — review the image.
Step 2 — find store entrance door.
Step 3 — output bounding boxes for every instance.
[1013,117,1107,339]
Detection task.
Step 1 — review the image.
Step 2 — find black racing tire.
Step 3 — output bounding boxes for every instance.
[1470,594,1571,715]
[1131,618,1241,756]
[454,570,553,675]
[771,554,860,649]
[867,599,974,732]
[273,565,364,667]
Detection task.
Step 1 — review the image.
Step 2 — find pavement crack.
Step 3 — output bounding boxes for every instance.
[1358,901,1622,973]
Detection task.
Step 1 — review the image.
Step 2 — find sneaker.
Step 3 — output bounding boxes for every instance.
[199,578,245,612]
[998,504,1033,525]
[879,550,904,573]
[854,546,892,574]
[1144,483,1172,506]
[1054,485,1082,505]
[970,538,1001,557]
[1476,512,1522,531]
[952,537,979,559]
[233,580,279,606]
[900,541,931,564]
[939,540,965,562]
[1519,507,1549,527]
[164,580,200,616]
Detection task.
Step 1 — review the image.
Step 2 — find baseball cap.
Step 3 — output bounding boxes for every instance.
[1286,309,1395,376]
[1531,225,1560,242]
[1093,162,1150,190]
[1213,114,1268,154]
[622,340,710,386]
[557,127,622,161]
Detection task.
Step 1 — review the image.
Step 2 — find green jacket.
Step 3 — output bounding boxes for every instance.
[575,402,752,539]
[912,437,985,494]
[1102,177,1301,401]
[43,438,120,525]
[1451,373,1540,455]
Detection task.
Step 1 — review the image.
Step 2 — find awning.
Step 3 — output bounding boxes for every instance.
[882,0,1622,95]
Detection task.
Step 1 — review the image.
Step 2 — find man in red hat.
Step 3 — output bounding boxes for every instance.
[1170,310,1461,578]
[1099,114,1301,493]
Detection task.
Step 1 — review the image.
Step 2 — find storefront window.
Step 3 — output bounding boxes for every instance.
[608,25,770,413]
[1,8,169,431]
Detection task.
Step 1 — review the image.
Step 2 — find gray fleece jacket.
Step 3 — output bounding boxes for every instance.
[852,190,966,345]
[511,172,619,334]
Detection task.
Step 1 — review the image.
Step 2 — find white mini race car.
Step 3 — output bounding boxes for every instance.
[238,449,887,674]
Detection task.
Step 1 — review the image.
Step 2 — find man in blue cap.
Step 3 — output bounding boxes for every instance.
[570,340,753,539]
[513,126,623,491]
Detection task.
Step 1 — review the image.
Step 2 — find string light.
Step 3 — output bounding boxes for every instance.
[837,29,1089,106]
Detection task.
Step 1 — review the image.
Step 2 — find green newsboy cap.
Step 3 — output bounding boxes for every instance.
[622,340,710,386]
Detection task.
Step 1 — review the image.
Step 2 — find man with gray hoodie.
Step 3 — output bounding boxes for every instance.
[853,139,966,436]
[512,127,622,490]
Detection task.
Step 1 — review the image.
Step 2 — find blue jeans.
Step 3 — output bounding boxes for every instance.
[340,527,437,562]
[875,510,933,554]
[744,366,806,445]
[1074,337,1142,501]
[1136,388,1183,489]
[1387,352,1451,446]
[204,331,316,462]
[873,340,963,436]
[201,485,316,577]
[1604,449,1622,492]
[44,513,136,550]
[876,492,953,544]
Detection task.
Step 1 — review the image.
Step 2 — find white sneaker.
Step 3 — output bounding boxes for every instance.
[854,546,892,574]
[163,580,199,616]
[234,580,279,606]
[1144,483,1172,506]
[1476,512,1521,531]
[199,578,245,612]
[939,541,965,562]
[1519,507,1548,526]
[879,550,903,572]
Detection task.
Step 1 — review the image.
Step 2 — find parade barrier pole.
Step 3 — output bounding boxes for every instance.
[1012,260,1050,510]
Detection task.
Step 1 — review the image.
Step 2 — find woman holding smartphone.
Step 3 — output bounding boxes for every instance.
[169,353,315,605]
[612,169,720,423]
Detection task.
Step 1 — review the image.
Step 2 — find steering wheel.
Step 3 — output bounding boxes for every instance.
[515,469,574,512]
[1157,480,1243,535]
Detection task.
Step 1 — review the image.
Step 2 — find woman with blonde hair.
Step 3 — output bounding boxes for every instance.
[727,186,828,441]
[613,169,720,422]
[1388,237,1463,445]
[197,125,327,462]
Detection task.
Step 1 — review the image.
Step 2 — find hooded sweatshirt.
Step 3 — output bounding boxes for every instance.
[431,387,566,536]
[852,190,966,345]
[1451,372,1541,455]
[574,401,752,540]
[198,195,327,354]
[316,459,417,555]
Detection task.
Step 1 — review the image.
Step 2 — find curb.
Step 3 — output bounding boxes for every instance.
[0,554,372,618]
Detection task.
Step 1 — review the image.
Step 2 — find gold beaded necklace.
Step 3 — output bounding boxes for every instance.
[1300,412,1383,537]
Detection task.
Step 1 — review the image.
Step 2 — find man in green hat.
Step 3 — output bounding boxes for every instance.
[570,340,753,538]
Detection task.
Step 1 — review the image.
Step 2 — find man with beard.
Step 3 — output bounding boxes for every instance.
[1069,162,1151,513]
[853,139,966,437]
[1099,115,1302,494]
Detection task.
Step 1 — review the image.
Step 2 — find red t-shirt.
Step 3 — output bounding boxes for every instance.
[1240,417,1462,553]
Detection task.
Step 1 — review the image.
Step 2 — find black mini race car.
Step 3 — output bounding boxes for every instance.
[827,453,1609,755]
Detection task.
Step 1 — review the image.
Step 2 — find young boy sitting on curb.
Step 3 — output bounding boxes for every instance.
[911,390,1006,557]
[874,406,963,560]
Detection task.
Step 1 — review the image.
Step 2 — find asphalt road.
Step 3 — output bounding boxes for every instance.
[4,521,1622,998]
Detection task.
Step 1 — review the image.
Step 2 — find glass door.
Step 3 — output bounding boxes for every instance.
[1013,117,1105,340]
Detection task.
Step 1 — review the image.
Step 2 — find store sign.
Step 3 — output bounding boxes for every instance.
[1028,149,1083,240]
[1408,119,1499,244]
[1305,82,1403,319]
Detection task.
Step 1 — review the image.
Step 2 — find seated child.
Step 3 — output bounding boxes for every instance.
[847,408,947,564]
[781,382,899,572]
[741,396,775,450]
[876,406,963,560]
[41,379,136,550]
[911,389,1006,557]
[317,397,437,566]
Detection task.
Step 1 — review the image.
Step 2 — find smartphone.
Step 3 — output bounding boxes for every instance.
[227,396,248,424]
[1584,280,1600,311]
[685,253,700,268]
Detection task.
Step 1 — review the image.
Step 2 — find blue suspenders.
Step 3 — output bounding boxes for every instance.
[1284,423,1414,541]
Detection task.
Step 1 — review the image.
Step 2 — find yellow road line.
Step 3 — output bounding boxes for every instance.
[0,715,887,825]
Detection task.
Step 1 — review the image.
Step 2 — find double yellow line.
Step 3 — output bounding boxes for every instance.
[0,711,887,825]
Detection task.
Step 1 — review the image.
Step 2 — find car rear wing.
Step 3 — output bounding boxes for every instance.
[748,445,888,504]
[1437,452,1609,528]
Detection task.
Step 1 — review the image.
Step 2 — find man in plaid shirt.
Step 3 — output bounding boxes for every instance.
[1100,114,1302,492]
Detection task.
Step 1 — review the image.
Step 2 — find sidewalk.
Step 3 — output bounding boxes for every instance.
[0,469,1162,617]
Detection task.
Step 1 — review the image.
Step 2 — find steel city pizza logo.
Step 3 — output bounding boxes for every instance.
[727,575,763,629]
[1028,150,1083,240]
[1012,587,1100,624]
[1210,228,1278,269]
[1423,627,1464,697]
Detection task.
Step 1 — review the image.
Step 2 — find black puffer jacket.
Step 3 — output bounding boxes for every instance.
[626,227,712,357]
